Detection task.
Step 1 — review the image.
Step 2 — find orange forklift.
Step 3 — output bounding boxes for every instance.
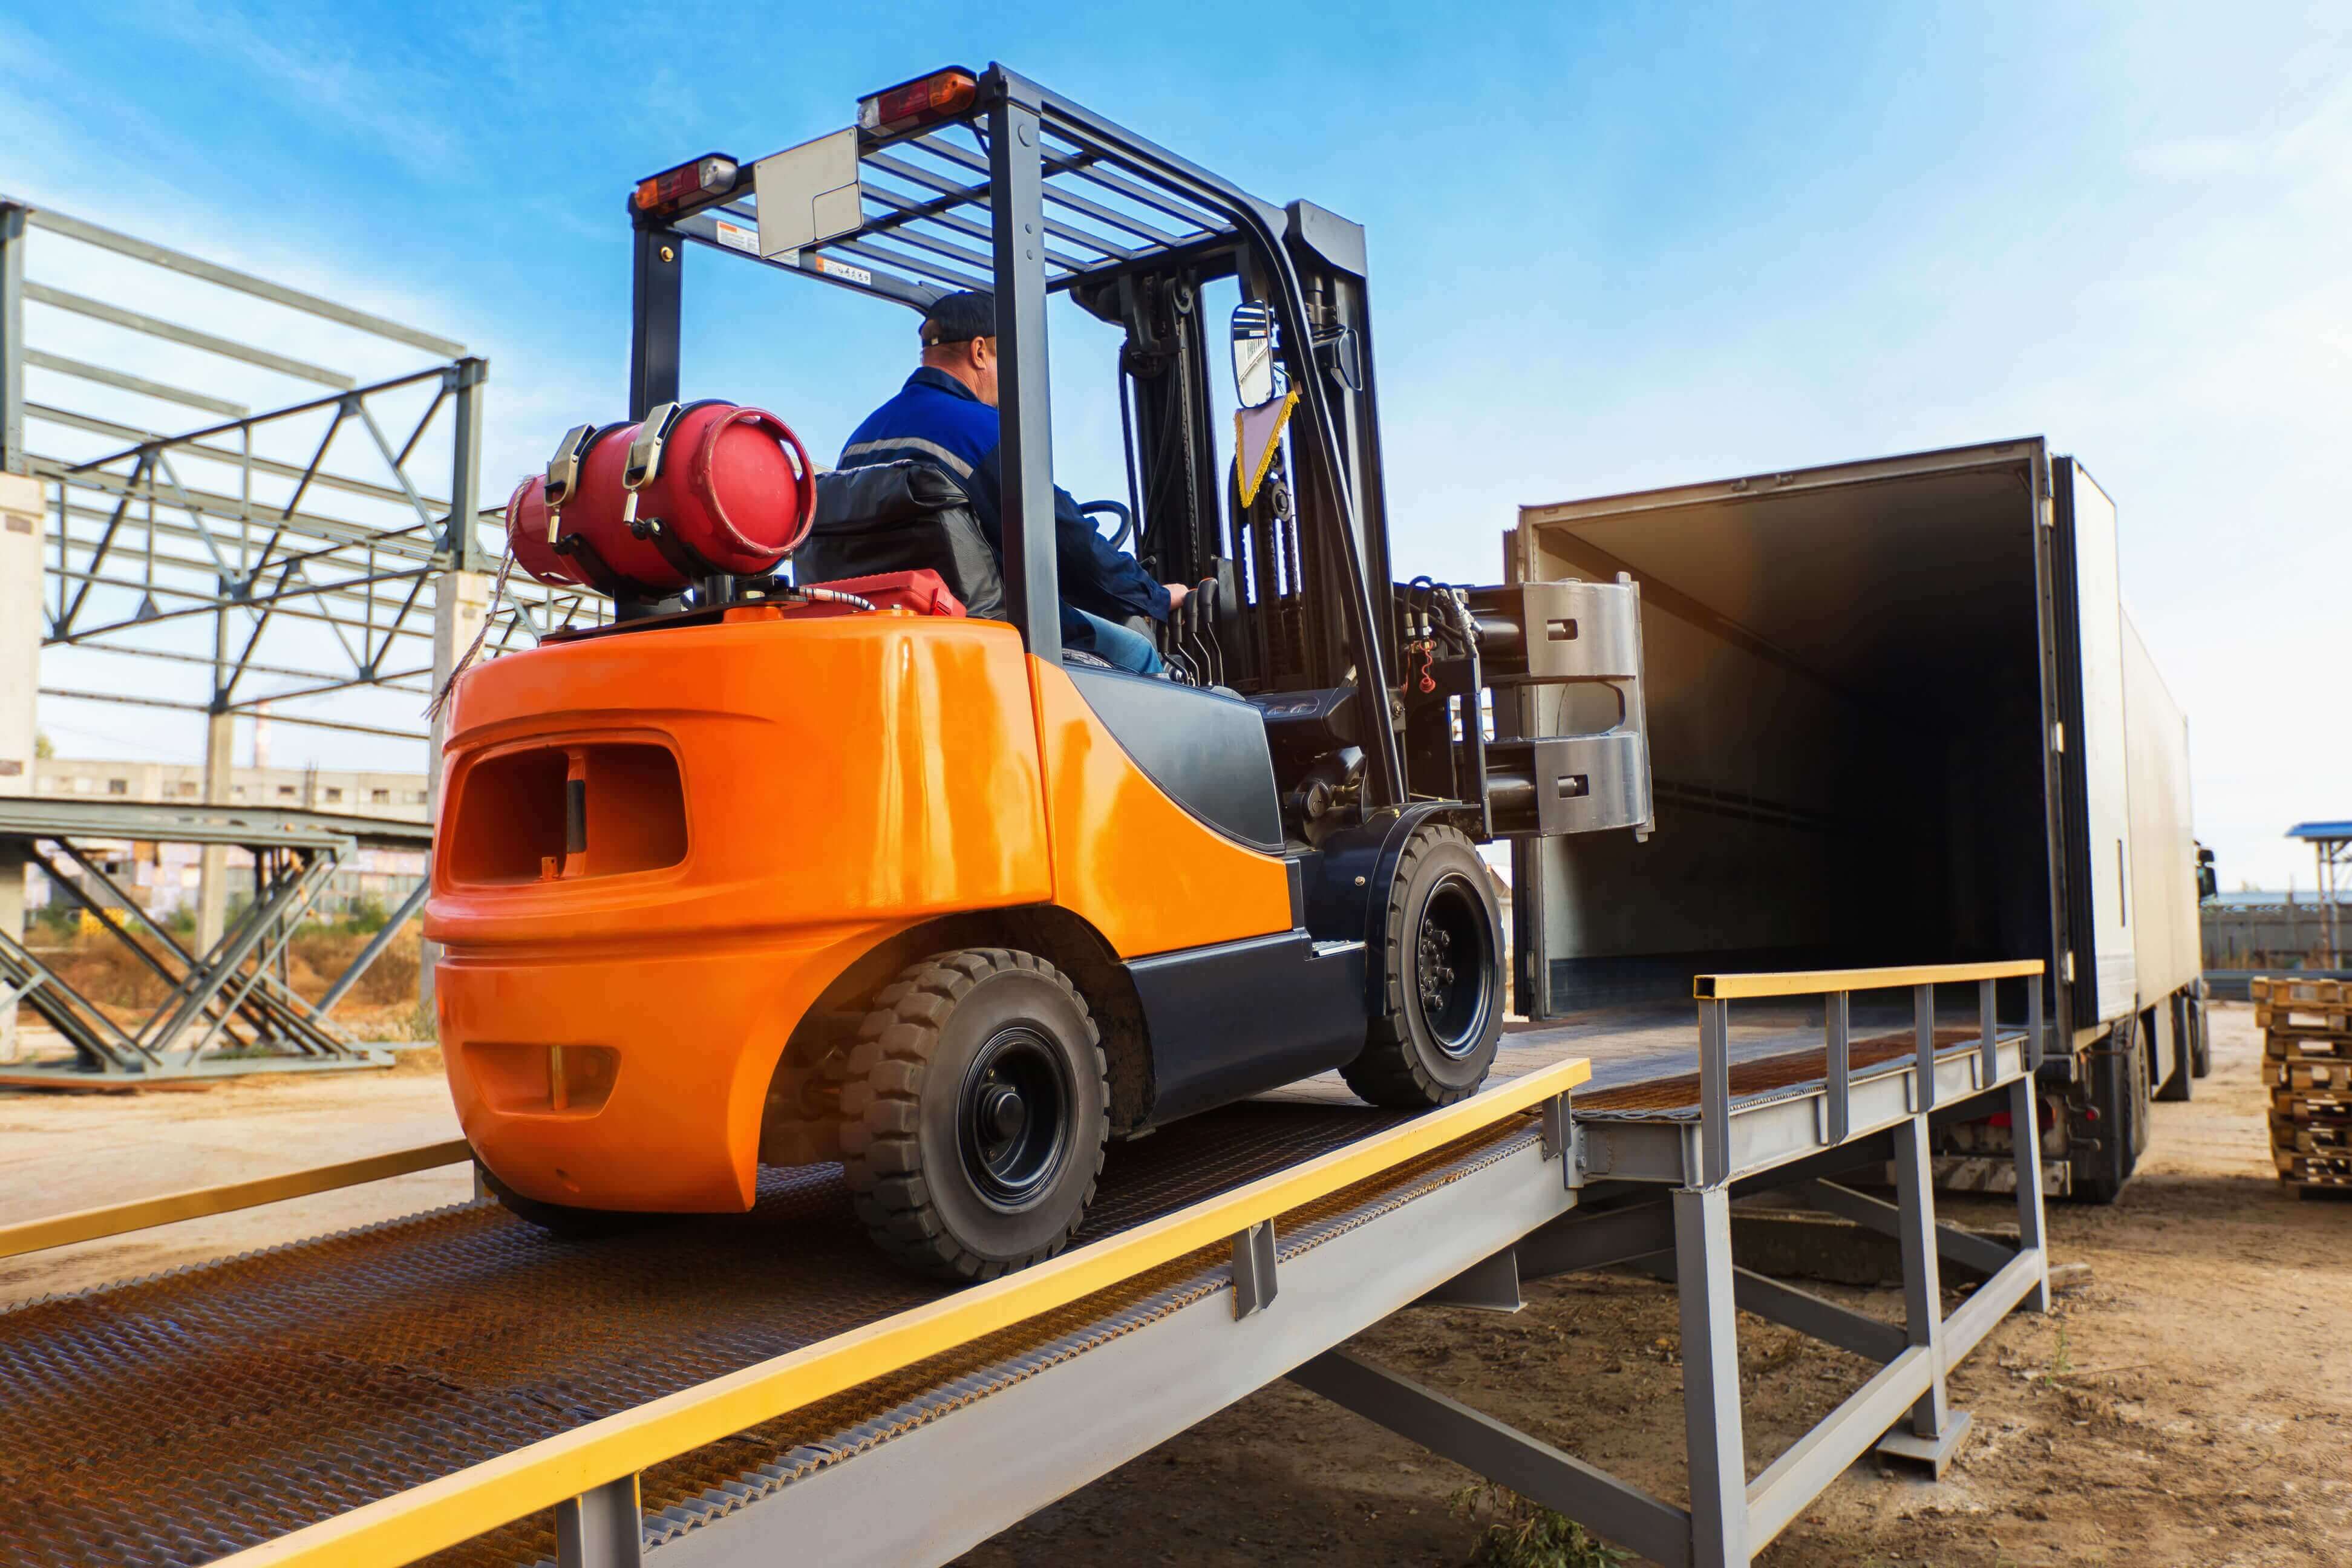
[426,64,1655,1279]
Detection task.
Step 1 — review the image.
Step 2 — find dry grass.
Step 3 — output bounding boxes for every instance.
[26,922,428,1039]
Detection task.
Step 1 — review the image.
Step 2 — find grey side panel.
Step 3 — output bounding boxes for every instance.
[1067,665,1283,849]
[1128,930,1367,1124]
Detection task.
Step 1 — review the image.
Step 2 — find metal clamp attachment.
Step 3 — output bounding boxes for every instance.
[620,402,687,531]
[1231,1220,1278,1319]
[543,423,595,543]
[1537,1093,1583,1190]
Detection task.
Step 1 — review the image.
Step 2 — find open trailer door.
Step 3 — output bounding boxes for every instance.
[2050,458,2137,1031]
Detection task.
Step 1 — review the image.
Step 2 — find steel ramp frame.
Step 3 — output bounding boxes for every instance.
[1290,961,2051,1568]
[0,798,431,1084]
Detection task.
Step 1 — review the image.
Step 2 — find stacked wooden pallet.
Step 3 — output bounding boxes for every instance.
[2258,975,2352,1190]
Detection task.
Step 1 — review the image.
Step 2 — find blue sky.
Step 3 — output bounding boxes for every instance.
[3,2,2347,887]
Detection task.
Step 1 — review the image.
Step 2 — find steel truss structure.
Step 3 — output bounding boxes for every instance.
[0,198,603,750]
[0,797,433,1085]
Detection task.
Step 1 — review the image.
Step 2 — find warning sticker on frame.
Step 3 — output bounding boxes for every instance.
[812,255,874,287]
[713,220,759,255]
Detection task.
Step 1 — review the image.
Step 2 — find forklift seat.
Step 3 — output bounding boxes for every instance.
[802,462,1007,621]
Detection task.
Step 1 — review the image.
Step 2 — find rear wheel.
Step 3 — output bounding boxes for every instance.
[837,949,1109,1280]
[2075,1016,2148,1204]
[1342,823,1504,1108]
[2155,1000,2194,1102]
[475,1160,644,1240]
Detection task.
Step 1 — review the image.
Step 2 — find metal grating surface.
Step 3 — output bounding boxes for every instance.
[448,1117,1542,1568]
[0,1099,1439,1568]
[1573,1027,2010,1120]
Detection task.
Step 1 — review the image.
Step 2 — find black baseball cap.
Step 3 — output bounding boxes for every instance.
[920,290,996,347]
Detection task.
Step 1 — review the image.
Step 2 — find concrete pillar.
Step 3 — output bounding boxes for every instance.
[419,569,488,1008]
[0,471,42,1062]
[195,704,234,953]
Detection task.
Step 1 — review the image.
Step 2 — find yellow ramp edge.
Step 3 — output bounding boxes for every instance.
[0,1140,474,1261]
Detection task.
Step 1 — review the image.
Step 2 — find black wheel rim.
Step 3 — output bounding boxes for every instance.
[1414,871,1496,1057]
[958,1025,1074,1210]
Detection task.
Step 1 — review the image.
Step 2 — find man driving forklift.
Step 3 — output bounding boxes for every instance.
[838,290,1187,673]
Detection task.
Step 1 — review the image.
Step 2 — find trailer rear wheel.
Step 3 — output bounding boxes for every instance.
[2076,1015,2149,1204]
[2155,999,2194,1102]
[1342,823,1504,1108]
[838,949,1109,1280]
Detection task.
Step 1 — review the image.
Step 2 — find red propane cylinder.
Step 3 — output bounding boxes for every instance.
[506,403,815,596]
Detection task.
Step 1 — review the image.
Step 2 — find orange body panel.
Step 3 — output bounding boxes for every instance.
[1028,659,1292,958]
[428,613,1049,1211]
[429,615,1293,1214]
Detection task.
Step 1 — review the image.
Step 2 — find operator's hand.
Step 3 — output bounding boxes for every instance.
[1163,582,1191,613]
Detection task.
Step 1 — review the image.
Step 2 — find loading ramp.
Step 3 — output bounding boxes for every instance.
[0,962,2048,1568]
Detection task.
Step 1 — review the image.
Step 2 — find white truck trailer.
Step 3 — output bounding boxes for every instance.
[1508,437,2204,1200]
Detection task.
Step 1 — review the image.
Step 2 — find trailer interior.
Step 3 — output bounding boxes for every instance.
[1514,442,2057,1030]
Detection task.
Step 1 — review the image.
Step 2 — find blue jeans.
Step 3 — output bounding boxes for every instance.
[1073,608,1164,676]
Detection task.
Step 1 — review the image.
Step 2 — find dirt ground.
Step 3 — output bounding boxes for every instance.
[2,1004,2346,1564]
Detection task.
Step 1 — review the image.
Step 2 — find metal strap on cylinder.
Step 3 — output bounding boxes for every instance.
[543,422,595,540]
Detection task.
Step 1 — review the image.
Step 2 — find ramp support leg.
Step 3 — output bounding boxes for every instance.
[1675,1185,1749,1568]
[2010,1075,2051,1313]
[1875,1113,1971,1474]
[1415,1245,1523,1313]
[556,1474,644,1568]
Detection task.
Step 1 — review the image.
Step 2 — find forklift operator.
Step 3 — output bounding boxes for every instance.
[839,290,1188,675]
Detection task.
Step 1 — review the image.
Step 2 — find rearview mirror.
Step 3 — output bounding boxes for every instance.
[1231,301,1279,408]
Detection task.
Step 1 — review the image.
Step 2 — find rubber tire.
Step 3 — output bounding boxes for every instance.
[837,949,1109,1281]
[475,1160,645,1240]
[2190,995,2213,1079]
[2128,1012,2154,1162]
[2075,1017,2148,1205]
[1341,823,1505,1109]
[2155,1002,2193,1103]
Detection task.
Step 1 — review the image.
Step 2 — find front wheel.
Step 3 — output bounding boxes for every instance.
[837,949,1110,1280]
[1341,823,1504,1108]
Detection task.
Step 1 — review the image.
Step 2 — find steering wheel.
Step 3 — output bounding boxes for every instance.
[1077,499,1134,552]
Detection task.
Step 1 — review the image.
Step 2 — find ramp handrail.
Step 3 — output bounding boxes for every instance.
[1688,959,2047,1186]
[0,1139,472,1261]
[209,1054,1591,1568]
[1693,958,2046,1000]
